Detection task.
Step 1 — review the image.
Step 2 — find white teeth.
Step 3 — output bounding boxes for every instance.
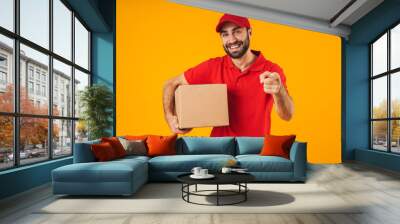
[230,44,240,49]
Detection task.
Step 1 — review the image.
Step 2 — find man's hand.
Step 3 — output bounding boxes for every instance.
[259,71,294,121]
[166,114,192,134]
[259,71,282,95]
[163,74,192,134]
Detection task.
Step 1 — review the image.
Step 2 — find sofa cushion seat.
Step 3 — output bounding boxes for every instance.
[53,159,147,183]
[149,154,235,172]
[115,155,150,163]
[236,155,293,172]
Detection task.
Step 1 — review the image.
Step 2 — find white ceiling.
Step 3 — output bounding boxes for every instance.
[228,0,352,22]
[169,0,384,38]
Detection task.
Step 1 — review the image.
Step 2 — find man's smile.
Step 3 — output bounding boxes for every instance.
[228,42,242,51]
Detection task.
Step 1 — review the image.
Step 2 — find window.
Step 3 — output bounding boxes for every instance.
[54,89,58,105]
[53,59,72,117]
[0,55,7,67]
[0,0,14,32]
[28,67,34,80]
[75,18,89,70]
[19,117,49,165]
[371,23,400,154]
[53,119,72,158]
[391,22,400,70]
[20,0,49,49]
[28,81,34,94]
[35,70,40,81]
[36,83,40,95]
[0,35,13,113]
[53,0,72,60]
[0,0,91,170]
[42,85,46,97]
[74,69,89,118]
[74,69,89,143]
[0,71,6,85]
[0,116,13,170]
[41,73,46,83]
[0,54,7,87]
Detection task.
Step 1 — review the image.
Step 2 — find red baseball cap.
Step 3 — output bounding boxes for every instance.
[215,14,251,32]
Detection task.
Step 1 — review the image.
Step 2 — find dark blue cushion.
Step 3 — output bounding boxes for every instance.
[176,137,235,155]
[235,137,264,155]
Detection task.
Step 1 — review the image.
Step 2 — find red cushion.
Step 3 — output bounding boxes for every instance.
[101,137,127,158]
[146,134,177,157]
[260,134,296,159]
[125,135,148,141]
[91,142,117,161]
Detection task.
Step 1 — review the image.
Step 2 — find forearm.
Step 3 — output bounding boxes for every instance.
[272,87,294,121]
[162,81,177,120]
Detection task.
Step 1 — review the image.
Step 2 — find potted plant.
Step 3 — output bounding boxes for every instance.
[79,84,114,140]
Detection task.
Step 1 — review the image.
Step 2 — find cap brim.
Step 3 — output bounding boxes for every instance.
[216,20,246,32]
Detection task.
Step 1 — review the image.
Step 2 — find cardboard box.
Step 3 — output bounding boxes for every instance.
[175,84,229,129]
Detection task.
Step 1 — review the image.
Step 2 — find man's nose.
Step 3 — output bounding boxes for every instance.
[226,34,238,44]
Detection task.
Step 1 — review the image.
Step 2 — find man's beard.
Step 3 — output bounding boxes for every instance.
[223,35,250,59]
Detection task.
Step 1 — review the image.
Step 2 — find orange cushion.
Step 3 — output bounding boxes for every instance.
[101,137,127,158]
[91,142,117,161]
[260,134,296,159]
[146,134,177,157]
[125,135,148,141]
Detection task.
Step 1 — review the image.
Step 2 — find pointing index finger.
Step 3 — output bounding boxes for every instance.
[259,71,272,83]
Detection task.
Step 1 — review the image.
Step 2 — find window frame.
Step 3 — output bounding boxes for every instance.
[370,21,400,154]
[0,0,92,171]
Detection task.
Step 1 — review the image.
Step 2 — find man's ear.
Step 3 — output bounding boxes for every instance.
[248,28,252,36]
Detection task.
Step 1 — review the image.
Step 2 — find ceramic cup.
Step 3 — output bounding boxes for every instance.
[200,169,208,176]
[191,167,202,176]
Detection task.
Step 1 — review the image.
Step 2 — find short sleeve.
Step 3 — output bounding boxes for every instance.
[184,59,212,85]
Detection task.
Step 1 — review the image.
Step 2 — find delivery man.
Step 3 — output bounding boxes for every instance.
[162,14,294,137]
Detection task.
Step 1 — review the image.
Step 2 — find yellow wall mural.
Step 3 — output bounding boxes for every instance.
[116,0,342,163]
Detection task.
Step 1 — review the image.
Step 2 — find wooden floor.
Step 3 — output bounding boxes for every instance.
[1,162,400,224]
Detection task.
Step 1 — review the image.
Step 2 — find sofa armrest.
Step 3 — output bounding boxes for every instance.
[289,142,307,181]
[73,140,100,163]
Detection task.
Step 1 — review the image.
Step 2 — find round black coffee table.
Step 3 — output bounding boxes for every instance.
[177,173,255,206]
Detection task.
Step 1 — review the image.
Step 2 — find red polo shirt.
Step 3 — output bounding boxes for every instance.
[184,50,287,137]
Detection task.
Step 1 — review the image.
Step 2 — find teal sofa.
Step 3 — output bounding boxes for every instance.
[52,137,307,196]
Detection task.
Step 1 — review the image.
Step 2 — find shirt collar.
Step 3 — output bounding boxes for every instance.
[225,50,266,72]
